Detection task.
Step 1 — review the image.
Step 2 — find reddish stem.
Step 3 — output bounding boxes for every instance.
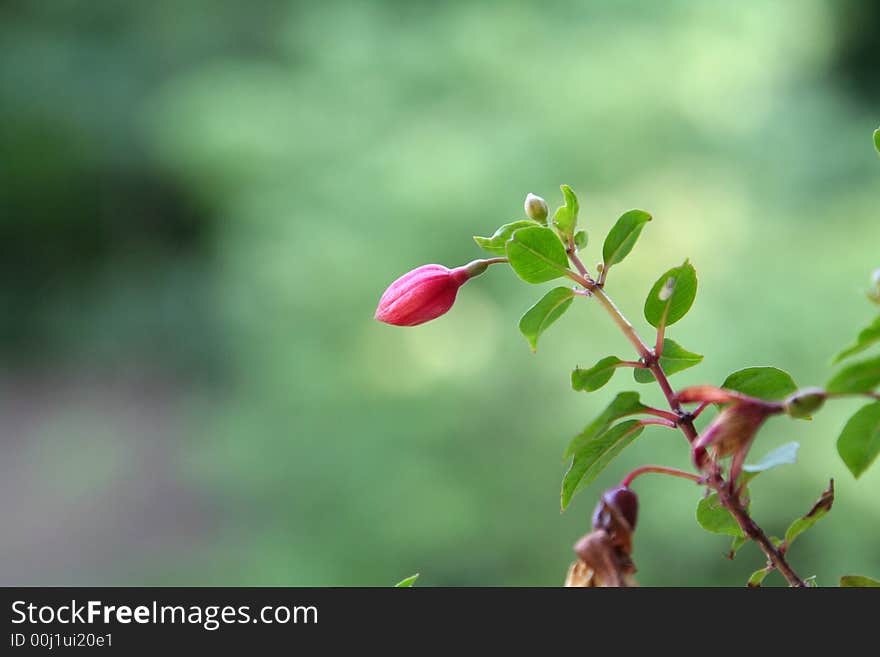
[621,465,702,488]
[640,407,681,423]
[638,418,677,429]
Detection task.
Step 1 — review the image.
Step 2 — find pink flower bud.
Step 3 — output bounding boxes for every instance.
[375,261,485,327]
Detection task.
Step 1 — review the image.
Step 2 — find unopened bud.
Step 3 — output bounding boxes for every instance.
[592,486,639,533]
[524,193,549,223]
[375,264,470,327]
[784,387,826,419]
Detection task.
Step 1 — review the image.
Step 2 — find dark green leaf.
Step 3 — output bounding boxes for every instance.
[748,567,773,588]
[394,574,419,587]
[518,287,575,352]
[783,480,833,548]
[564,391,648,458]
[473,220,539,256]
[643,261,698,329]
[573,230,588,251]
[552,184,579,240]
[721,366,797,400]
[572,356,624,392]
[562,420,644,510]
[602,209,651,268]
[743,441,799,474]
[506,226,570,283]
[696,493,743,537]
[826,354,880,394]
[840,575,880,587]
[837,401,880,478]
[633,339,703,383]
[833,316,880,364]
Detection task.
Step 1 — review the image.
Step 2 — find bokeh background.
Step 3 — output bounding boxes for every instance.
[2,0,878,586]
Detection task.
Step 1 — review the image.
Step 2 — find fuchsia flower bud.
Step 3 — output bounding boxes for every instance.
[375,260,488,327]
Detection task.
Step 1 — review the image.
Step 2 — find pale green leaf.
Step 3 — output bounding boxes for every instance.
[473,220,539,256]
[837,401,880,478]
[562,420,644,510]
[602,209,651,268]
[518,287,575,352]
[572,356,624,392]
[506,225,570,283]
[643,261,698,329]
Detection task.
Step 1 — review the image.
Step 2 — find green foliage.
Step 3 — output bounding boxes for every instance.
[505,226,570,283]
[747,567,773,587]
[643,261,698,329]
[572,356,624,392]
[826,354,880,394]
[474,220,539,256]
[783,480,833,548]
[840,575,880,587]
[832,316,880,363]
[633,339,702,383]
[552,184,579,242]
[836,401,880,478]
[394,573,419,587]
[696,493,744,537]
[561,392,651,509]
[518,287,575,352]
[602,210,651,269]
[564,392,648,458]
[573,230,588,251]
[697,442,797,539]
[875,128,880,154]
[562,420,644,510]
[721,366,797,400]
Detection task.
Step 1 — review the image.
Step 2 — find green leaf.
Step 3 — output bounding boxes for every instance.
[743,441,799,474]
[721,366,798,401]
[728,535,748,560]
[394,573,419,587]
[832,316,880,364]
[840,575,880,587]
[473,220,539,256]
[748,567,773,588]
[875,128,880,154]
[826,354,880,394]
[573,230,588,251]
[696,493,743,537]
[602,209,652,268]
[783,480,834,548]
[837,401,880,478]
[572,356,624,392]
[643,261,698,329]
[564,391,648,458]
[633,339,703,383]
[518,287,575,352]
[561,420,644,510]
[505,225,570,283]
[552,184,579,240]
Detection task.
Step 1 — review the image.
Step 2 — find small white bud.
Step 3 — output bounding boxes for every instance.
[524,193,549,223]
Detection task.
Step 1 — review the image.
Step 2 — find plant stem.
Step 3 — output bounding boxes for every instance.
[621,465,702,488]
[641,407,681,422]
[582,281,807,587]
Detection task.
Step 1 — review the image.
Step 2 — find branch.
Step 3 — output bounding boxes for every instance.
[582,285,807,587]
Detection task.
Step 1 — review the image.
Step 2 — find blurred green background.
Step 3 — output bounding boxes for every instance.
[1,0,878,586]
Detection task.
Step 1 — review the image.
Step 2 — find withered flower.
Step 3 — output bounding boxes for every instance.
[565,486,639,587]
[677,385,784,486]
